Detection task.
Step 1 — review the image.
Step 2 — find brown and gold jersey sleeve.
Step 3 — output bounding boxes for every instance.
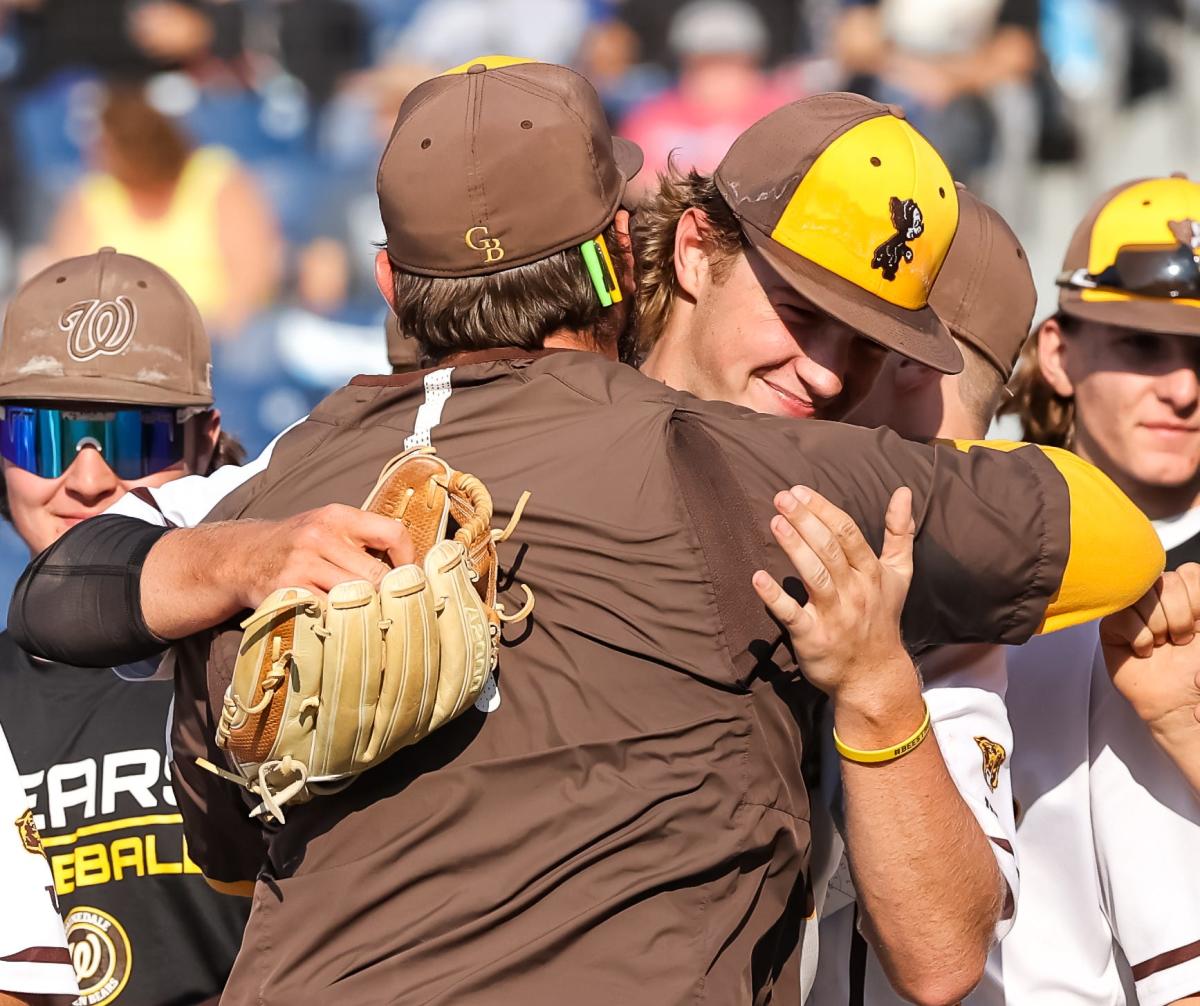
[947,440,1164,634]
[696,410,1162,652]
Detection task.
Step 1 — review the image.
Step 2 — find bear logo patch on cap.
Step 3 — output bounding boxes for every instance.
[871,197,924,281]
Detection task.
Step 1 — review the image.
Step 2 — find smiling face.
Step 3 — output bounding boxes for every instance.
[1040,317,1200,513]
[2,410,217,555]
[662,246,889,420]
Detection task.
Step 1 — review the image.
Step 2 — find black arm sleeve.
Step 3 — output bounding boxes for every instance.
[9,514,172,666]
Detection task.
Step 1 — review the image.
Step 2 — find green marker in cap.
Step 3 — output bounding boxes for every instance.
[581,238,613,307]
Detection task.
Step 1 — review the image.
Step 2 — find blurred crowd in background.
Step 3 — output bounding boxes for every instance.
[0,0,1194,602]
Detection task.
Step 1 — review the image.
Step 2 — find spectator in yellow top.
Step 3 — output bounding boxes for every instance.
[43,87,282,337]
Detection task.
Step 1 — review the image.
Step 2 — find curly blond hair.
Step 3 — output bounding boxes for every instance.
[632,165,746,356]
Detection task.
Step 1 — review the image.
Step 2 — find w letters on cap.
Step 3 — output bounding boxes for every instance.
[60,297,138,362]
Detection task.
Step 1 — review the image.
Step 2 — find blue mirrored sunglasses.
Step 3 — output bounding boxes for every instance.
[0,405,188,479]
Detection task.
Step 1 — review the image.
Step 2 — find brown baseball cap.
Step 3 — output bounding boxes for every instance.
[714,92,963,374]
[1056,174,1200,336]
[378,55,643,278]
[930,185,1035,380]
[0,247,213,407]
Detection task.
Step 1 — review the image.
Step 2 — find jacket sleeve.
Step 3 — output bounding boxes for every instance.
[947,439,1164,635]
[696,410,1163,651]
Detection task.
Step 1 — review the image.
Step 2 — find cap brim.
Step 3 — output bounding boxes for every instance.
[1060,288,1200,337]
[741,222,964,375]
[0,375,212,408]
[613,136,644,212]
[613,136,644,183]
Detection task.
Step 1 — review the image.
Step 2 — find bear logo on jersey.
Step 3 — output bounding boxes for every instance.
[974,736,1007,792]
[14,807,44,857]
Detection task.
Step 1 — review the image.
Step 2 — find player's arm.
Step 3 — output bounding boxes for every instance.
[1100,565,1200,797]
[7,507,415,665]
[139,506,415,638]
[707,416,1162,652]
[753,487,1001,1006]
[943,440,1166,636]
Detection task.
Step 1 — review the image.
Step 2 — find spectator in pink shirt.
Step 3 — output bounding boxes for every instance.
[619,0,799,197]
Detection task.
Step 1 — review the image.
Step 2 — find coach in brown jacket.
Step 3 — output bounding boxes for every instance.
[12,60,1163,1004]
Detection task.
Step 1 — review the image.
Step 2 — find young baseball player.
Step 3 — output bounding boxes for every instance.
[10,68,1165,1004]
[0,250,250,1006]
[991,176,1200,1005]
[1007,174,1200,797]
[815,179,1200,1006]
[637,160,1038,993]
[1008,175,1200,568]
[804,186,1033,1004]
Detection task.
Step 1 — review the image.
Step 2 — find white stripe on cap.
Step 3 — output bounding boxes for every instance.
[404,367,454,449]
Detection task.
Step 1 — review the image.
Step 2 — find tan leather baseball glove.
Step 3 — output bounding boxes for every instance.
[198,446,532,823]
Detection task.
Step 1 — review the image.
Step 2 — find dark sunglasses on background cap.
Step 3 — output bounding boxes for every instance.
[0,404,195,479]
[1057,240,1200,300]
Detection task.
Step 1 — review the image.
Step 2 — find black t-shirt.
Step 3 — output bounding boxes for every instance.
[0,632,248,1006]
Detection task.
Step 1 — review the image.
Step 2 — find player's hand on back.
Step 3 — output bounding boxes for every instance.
[752,486,915,701]
[229,504,416,610]
[1100,564,1200,739]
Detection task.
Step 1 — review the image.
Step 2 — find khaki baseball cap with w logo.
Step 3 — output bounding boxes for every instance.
[715,92,963,374]
[378,55,643,277]
[0,247,213,407]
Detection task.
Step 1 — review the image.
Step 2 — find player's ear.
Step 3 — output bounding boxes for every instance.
[189,409,221,474]
[375,249,398,312]
[1037,317,1075,398]
[674,207,713,303]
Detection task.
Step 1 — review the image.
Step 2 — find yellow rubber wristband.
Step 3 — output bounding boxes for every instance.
[833,701,931,765]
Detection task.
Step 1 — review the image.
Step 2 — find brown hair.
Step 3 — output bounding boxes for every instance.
[955,339,1009,432]
[0,417,245,522]
[998,315,1075,448]
[211,429,246,469]
[390,220,635,363]
[632,165,747,355]
[100,87,191,191]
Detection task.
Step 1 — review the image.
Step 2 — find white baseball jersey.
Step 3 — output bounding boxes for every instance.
[0,723,79,999]
[993,622,1200,1006]
[106,422,294,529]
[814,622,1200,1006]
[810,642,1019,1004]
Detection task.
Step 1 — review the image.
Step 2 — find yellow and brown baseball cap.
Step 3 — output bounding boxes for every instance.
[1056,174,1200,336]
[0,247,213,407]
[714,92,962,374]
[378,55,643,278]
[930,185,1035,380]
